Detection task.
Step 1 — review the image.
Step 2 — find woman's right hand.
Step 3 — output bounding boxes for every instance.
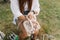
[18,15,26,20]
[28,12,34,19]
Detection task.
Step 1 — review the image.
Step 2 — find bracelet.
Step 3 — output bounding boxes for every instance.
[31,11,35,14]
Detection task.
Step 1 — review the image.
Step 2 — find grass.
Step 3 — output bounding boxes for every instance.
[0,0,60,40]
[39,0,60,40]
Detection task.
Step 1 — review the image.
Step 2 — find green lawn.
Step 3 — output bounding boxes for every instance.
[0,0,60,40]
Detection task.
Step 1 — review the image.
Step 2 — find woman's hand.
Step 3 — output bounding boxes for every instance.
[28,12,34,19]
[18,15,26,20]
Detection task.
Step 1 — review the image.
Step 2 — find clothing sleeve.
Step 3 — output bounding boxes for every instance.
[10,0,23,18]
[31,0,40,15]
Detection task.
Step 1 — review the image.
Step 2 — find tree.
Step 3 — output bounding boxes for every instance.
[3,0,7,2]
[3,0,10,3]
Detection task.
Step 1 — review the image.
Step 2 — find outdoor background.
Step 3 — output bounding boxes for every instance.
[0,0,60,40]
